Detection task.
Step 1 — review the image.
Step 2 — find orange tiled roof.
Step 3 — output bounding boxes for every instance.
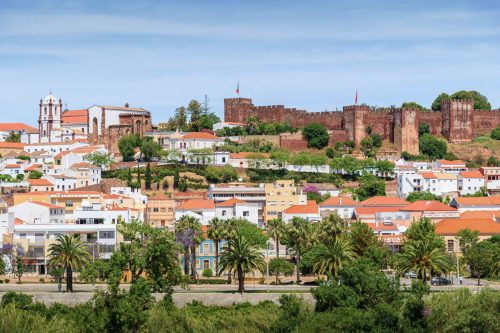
[319,196,360,207]
[24,164,42,171]
[366,223,399,231]
[30,201,64,209]
[460,210,500,219]
[283,200,318,214]
[420,172,437,179]
[438,160,466,166]
[355,206,402,215]
[15,218,24,225]
[70,162,99,169]
[182,132,220,140]
[176,199,215,210]
[435,218,500,235]
[54,151,71,159]
[0,142,26,149]
[5,164,21,168]
[229,152,270,159]
[27,179,54,186]
[402,200,457,212]
[459,171,483,179]
[0,123,37,132]
[61,109,88,124]
[454,197,500,206]
[361,196,409,206]
[216,198,245,207]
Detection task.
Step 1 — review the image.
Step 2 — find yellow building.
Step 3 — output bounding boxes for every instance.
[146,194,176,228]
[263,179,306,223]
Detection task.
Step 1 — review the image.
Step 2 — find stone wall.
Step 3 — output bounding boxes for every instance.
[224,97,499,152]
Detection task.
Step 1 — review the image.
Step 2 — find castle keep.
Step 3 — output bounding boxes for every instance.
[224,98,500,154]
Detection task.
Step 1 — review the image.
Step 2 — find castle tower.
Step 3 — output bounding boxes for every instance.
[394,108,419,154]
[342,105,370,147]
[224,98,254,123]
[38,92,63,143]
[441,99,474,143]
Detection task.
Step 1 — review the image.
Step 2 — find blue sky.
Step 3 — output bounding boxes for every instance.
[1,0,499,125]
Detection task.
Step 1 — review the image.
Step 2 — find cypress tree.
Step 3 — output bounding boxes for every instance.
[145,163,152,190]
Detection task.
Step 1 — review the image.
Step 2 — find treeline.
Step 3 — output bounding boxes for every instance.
[215,116,297,137]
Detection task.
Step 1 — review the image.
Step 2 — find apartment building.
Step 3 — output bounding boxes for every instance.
[146,194,176,228]
[263,179,306,223]
[318,196,361,219]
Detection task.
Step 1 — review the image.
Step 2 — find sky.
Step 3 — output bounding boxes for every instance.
[1,0,499,125]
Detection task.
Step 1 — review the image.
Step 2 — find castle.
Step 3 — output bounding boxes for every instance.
[224,98,500,154]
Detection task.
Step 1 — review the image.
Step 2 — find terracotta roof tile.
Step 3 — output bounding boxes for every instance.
[30,201,65,209]
[27,179,54,186]
[361,196,409,206]
[216,198,246,207]
[438,160,466,166]
[229,152,270,159]
[283,200,318,214]
[149,194,172,200]
[0,123,37,132]
[61,109,88,124]
[402,200,456,212]
[459,171,484,179]
[24,164,42,171]
[176,199,215,210]
[182,132,220,140]
[5,164,21,168]
[355,206,402,215]
[454,197,500,206]
[319,196,360,207]
[420,172,437,179]
[0,142,26,149]
[460,210,500,219]
[435,218,500,235]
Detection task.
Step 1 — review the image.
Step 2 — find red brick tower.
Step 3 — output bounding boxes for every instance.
[441,99,474,143]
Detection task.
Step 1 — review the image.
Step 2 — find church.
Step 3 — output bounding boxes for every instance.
[36,92,153,154]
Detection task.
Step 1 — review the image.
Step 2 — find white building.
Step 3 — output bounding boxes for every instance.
[450,197,500,213]
[458,171,486,195]
[397,172,459,198]
[282,200,321,223]
[0,123,38,143]
[215,198,259,225]
[9,201,65,225]
[175,199,216,225]
[46,174,78,191]
[318,196,360,219]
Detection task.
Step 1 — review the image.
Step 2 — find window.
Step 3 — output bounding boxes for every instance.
[447,239,454,252]
[99,231,115,239]
[153,208,159,212]
[243,211,249,217]
[100,244,115,253]
[203,243,209,255]
[221,210,226,216]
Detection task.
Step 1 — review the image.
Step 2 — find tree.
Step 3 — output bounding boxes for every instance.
[375,160,394,178]
[402,102,424,110]
[175,215,202,279]
[84,152,114,170]
[285,217,313,284]
[457,228,479,250]
[302,123,329,149]
[5,131,21,143]
[111,221,182,291]
[12,245,26,284]
[450,90,491,110]
[431,93,450,111]
[396,218,449,282]
[349,221,390,268]
[269,258,294,285]
[144,163,152,190]
[312,237,355,281]
[140,138,162,162]
[418,123,430,137]
[218,233,265,293]
[28,170,43,179]
[174,106,188,129]
[266,218,285,258]
[80,260,111,285]
[491,126,500,140]
[270,149,289,168]
[187,100,203,131]
[173,167,180,189]
[326,147,335,159]
[47,235,91,292]
[126,168,132,187]
[419,133,447,159]
[464,242,495,286]
[360,136,374,157]
[207,218,224,276]
[118,134,141,162]
[405,191,440,203]
[356,174,385,201]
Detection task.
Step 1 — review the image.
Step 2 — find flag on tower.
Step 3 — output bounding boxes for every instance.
[236,81,240,96]
[355,89,358,105]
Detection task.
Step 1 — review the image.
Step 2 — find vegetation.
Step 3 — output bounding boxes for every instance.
[268,258,294,284]
[302,123,329,149]
[402,101,425,110]
[218,233,265,293]
[4,131,21,142]
[405,191,441,203]
[492,126,500,140]
[215,117,297,137]
[419,133,447,159]
[28,170,43,179]
[163,97,220,131]
[84,152,114,170]
[266,218,286,258]
[118,134,141,162]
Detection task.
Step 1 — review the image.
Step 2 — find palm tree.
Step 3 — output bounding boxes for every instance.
[175,215,202,279]
[218,233,265,293]
[286,217,312,285]
[221,218,238,283]
[47,235,91,292]
[316,213,347,244]
[312,236,355,281]
[207,218,224,276]
[396,239,451,283]
[266,218,285,258]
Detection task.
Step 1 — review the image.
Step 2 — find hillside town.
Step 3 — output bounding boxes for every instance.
[0,91,499,284]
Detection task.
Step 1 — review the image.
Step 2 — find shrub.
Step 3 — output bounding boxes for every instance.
[39,278,45,284]
[491,127,500,140]
[1,292,33,308]
[202,268,213,278]
[4,279,10,284]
